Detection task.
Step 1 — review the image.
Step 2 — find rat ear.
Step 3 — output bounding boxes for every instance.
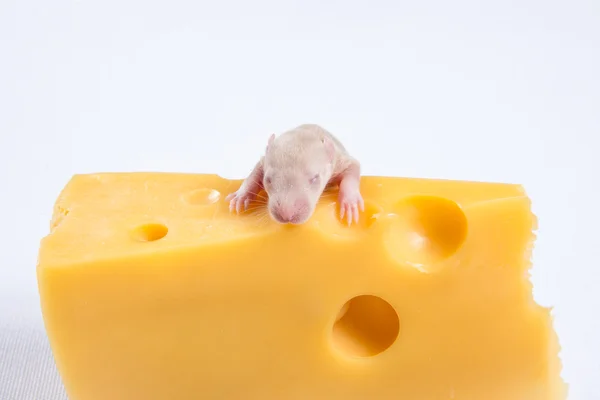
[266,134,276,153]
[322,136,335,162]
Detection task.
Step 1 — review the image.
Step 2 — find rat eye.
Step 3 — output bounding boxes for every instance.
[309,174,320,184]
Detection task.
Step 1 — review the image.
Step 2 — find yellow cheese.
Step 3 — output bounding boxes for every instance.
[37,173,566,400]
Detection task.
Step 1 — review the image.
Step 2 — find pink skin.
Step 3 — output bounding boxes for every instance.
[226,126,364,225]
[333,162,364,225]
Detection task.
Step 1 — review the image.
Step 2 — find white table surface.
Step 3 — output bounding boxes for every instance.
[1,0,599,398]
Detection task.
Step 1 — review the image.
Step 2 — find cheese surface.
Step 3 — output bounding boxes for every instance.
[37,173,566,400]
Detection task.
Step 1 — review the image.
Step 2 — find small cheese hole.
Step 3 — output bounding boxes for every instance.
[132,223,168,242]
[331,295,400,358]
[184,188,221,205]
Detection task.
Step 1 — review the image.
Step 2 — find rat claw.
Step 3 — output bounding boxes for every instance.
[338,186,364,226]
[227,189,256,215]
[340,201,361,226]
[227,191,239,213]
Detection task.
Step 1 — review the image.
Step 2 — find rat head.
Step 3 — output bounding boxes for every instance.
[262,133,335,224]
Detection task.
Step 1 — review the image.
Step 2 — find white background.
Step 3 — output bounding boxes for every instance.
[1,0,598,399]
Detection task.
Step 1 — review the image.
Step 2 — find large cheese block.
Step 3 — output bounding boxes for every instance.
[37,173,566,400]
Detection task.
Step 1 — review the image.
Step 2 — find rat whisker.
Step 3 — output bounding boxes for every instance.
[242,205,267,213]
[254,200,268,205]
[255,195,269,201]
[242,190,266,197]
[244,198,269,205]
[254,212,271,228]
[251,195,269,201]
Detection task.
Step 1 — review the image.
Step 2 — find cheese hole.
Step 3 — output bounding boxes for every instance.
[331,295,400,358]
[385,195,467,271]
[184,188,221,205]
[131,223,168,242]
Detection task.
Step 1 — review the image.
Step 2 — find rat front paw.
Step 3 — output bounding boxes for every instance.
[338,188,365,226]
[225,190,256,214]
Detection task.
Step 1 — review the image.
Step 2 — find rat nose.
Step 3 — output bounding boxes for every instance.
[277,206,295,222]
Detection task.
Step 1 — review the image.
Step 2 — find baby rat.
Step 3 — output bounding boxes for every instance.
[226,124,364,225]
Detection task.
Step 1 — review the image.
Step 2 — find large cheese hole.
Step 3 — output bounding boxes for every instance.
[131,223,168,242]
[385,195,467,271]
[331,295,400,358]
